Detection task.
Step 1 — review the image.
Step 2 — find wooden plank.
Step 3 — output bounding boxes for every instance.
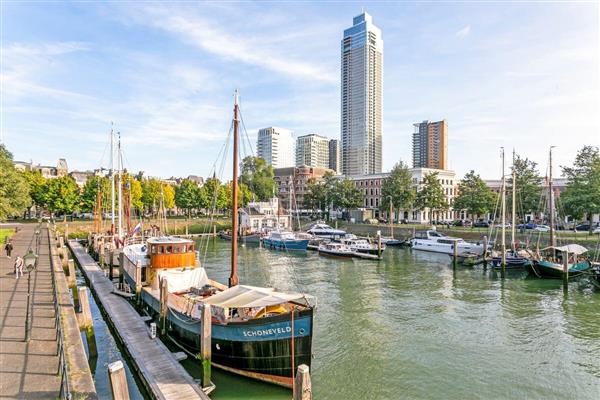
[68,241,209,400]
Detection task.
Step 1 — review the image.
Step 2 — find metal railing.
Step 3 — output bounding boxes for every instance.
[47,224,72,400]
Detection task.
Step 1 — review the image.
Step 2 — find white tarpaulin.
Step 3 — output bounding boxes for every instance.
[203,285,310,308]
[158,268,208,293]
[542,244,588,255]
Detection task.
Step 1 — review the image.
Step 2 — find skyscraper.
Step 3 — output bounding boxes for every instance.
[412,120,448,170]
[256,127,295,168]
[341,12,383,176]
[296,134,330,169]
[328,139,340,173]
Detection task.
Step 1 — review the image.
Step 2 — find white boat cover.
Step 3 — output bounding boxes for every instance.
[542,244,588,255]
[203,285,309,308]
[158,268,208,293]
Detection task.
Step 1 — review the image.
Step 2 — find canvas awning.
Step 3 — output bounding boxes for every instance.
[203,285,312,308]
[158,268,208,293]
[542,244,588,255]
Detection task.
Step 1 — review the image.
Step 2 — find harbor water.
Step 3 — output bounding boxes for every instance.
[191,239,599,400]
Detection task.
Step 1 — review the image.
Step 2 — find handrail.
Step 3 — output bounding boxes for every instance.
[47,224,71,400]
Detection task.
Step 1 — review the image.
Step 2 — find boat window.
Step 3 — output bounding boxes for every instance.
[157,246,163,254]
[181,245,187,252]
[166,246,172,254]
[151,245,156,254]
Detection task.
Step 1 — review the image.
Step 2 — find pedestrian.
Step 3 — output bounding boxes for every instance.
[14,256,24,279]
[4,240,13,257]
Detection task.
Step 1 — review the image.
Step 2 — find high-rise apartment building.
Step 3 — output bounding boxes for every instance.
[256,127,295,168]
[341,12,383,176]
[328,139,340,173]
[295,134,330,169]
[412,120,448,170]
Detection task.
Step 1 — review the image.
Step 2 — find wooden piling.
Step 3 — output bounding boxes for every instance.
[377,231,382,259]
[108,360,130,400]
[58,236,64,248]
[118,251,124,285]
[159,278,169,335]
[563,250,569,283]
[293,364,312,400]
[67,259,76,288]
[109,250,114,281]
[200,304,212,388]
[78,286,97,358]
[453,241,458,267]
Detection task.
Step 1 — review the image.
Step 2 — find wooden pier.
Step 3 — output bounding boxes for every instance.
[68,240,210,400]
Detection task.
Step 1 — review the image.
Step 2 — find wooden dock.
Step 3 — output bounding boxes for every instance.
[68,240,210,400]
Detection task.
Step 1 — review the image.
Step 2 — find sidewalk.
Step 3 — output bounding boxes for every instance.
[0,224,61,398]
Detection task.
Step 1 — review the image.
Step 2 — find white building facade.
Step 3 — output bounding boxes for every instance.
[296,134,330,169]
[341,12,383,176]
[256,127,295,168]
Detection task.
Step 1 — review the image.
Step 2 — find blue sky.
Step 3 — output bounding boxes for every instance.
[1,1,598,180]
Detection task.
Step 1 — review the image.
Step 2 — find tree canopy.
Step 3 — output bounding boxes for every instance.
[0,145,30,220]
[453,170,496,218]
[380,161,415,217]
[560,145,600,226]
[80,175,110,213]
[303,172,361,219]
[415,172,447,220]
[240,156,276,201]
[509,154,542,215]
[45,175,80,217]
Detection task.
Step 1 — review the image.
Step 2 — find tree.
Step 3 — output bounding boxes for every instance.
[240,156,277,201]
[127,176,143,213]
[508,155,542,216]
[0,145,30,220]
[80,176,110,213]
[45,175,80,219]
[176,179,201,216]
[415,172,448,222]
[453,170,496,218]
[380,161,415,221]
[162,184,175,210]
[560,146,600,231]
[332,179,362,219]
[141,178,162,214]
[303,178,327,213]
[203,177,228,211]
[21,169,47,216]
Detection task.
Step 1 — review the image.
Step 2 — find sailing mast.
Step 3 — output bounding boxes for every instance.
[229,90,240,288]
[110,124,115,235]
[117,132,123,239]
[389,198,394,239]
[501,147,506,267]
[511,149,516,251]
[549,146,556,247]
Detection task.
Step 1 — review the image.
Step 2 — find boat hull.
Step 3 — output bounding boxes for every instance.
[141,290,313,388]
[411,240,484,255]
[529,260,590,279]
[262,238,309,251]
[318,249,354,258]
[491,256,531,269]
[219,232,261,244]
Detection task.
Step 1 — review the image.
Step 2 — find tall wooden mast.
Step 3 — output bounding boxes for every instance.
[229,90,240,287]
[501,147,506,268]
[549,146,556,247]
[511,149,516,251]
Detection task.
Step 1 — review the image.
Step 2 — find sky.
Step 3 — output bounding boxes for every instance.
[1,1,599,180]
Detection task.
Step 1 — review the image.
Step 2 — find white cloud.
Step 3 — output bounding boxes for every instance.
[455,25,471,38]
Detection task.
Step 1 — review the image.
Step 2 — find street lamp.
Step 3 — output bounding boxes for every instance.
[23,249,38,342]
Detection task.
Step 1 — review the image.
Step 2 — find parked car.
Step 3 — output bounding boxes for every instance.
[534,225,550,232]
[473,220,490,228]
[575,222,600,232]
[453,219,472,227]
[496,222,512,228]
[517,222,537,230]
[593,226,600,234]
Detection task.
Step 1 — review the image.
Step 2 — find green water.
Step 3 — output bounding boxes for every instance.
[188,239,599,400]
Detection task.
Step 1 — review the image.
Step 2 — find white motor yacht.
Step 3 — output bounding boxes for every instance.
[410,230,485,255]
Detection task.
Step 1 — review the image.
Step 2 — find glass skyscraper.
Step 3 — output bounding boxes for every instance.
[340,12,383,176]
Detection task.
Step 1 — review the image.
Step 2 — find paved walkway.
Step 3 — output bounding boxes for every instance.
[0,224,61,399]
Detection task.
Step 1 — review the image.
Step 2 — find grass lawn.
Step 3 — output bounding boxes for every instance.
[0,229,13,244]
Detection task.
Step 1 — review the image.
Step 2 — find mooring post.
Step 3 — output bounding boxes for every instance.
[213,225,217,240]
[483,235,488,259]
[108,360,130,400]
[159,277,168,335]
[563,250,569,284]
[377,230,382,259]
[453,241,458,267]
[135,260,142,305]
[58,236,64,248]
[293,364,312,400]
[77,286,97,358]
[67,259,76,288]
[109,250,114,281]
[118,251,124,285]
[65,223,69,241]
[200,303,212,388]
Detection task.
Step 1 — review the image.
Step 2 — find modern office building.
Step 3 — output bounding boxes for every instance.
[296,134,330,169]
[256,127,295,168]
[328,139,340,173]
[340,12,383,176]
[412,120,448,170]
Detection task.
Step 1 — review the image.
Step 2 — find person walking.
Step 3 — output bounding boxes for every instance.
[5,240,13,257]
[14,256,24,279]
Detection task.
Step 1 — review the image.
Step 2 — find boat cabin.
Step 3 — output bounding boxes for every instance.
[147,237,196,269]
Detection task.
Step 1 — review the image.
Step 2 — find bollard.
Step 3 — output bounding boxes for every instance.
[159,278,169,335]
[213,225,217,239]
[200,304,212,388]
[563,250,569,283]
[78,287,97,358]
[109,250,114,281]
[67,259,76,288]
[293,364,312,400]
[58,236,64,248]
[108,360,130,400]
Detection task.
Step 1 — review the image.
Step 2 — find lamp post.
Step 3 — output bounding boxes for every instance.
[23,249,38,342]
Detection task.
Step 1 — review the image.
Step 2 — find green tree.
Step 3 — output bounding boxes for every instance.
[21,169,47,216]
[141,178,162,214]
[203,178,228,210]
[331,179,362,220]
[453,170,496,218]
[560,146,600,231]
[162,184,176,210]
[176,179,201,216]
[303,178,328,213]
[45,175,80,219]
[126,175,143,214]
[509,155,542,216]
[415,172,448,222]
[380,161,415,221]
[80,175,110,213]
[0,145,31,220]
[240,156,276,201]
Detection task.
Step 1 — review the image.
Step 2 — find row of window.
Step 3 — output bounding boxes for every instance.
[150,244,194,255]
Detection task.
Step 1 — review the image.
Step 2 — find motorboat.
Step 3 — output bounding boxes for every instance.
[339,237,385,255]
[262,230,309,251]
[218,230,261,244]
[317,242,354,258]
[410,230,485,255]
[306,222,346,238]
